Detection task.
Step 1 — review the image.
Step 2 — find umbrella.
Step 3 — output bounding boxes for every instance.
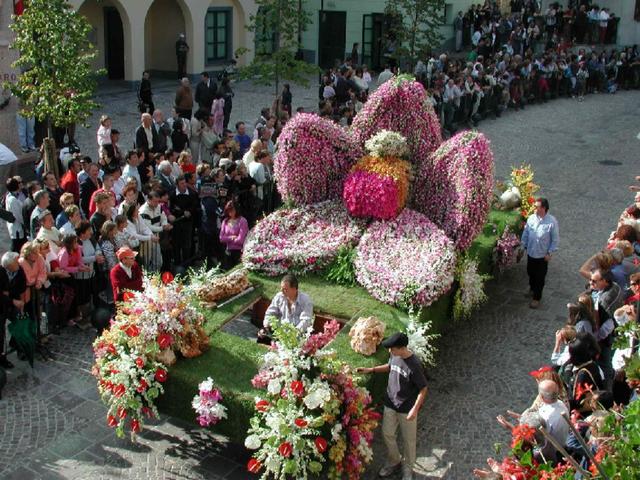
[8,312,36,368]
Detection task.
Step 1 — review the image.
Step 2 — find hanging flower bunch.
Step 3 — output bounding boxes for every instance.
[510,164,540,219]
[494,226,522,274]
[350,76,442,166]
[354,209,456,307]
[274,113,359,206]
[245,320,380,479]
[453,255,489,321]
[92,273,209,438]
[242,200,365,276]
[343,155,412,220]
[405,310,439,368]
[191,377,227,427]
[413,130,495,251]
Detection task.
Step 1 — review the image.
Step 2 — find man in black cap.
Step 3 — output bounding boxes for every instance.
[357,332,427,480]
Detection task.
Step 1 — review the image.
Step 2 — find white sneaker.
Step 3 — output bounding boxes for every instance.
[379,462,402,477]
[402,466,414,480]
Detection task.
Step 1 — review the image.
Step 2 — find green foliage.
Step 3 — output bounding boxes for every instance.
[600,399,640,478]
[384,0,445,70]
[6,0,103,133]
[235,0,320,97]
[324,246,357,287]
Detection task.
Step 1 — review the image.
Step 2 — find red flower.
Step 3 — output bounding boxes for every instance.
[575,382,593,401]
[122,324,140,337]
[117,406,127,419]
[107,343,117,355]
[290,380,304,397]
[510,424,537,448]
[154,368,167,383]
[528,365,553,378]
[161,271,174,284]
[157,333,173,350]
[141,406,153,417]
[294,418,308,428]
[107,415,118,427]
[130,419,140,433]
[247,458,262,474]
[136,378,148,393]
[135,357,145,368]
[122,291,135,302]
[113,384,126,398]
[314,436,327,454]
[255,399,269,412]
[278,441,293,458]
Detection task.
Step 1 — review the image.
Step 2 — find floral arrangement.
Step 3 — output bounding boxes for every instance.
[493,226,522,274]
[413,130,494,251]
[453,255,489,321]
[242,200,365,276]
[245,320,380,479]
[92,273,209,438]
[405,311,439,367]
[192,377,227,427]
[274,113,359,206]
[354,209,456,307]
[364,129,410,158]
[510,164,540,219]
[350,76,442,166]
[343,155,411,220]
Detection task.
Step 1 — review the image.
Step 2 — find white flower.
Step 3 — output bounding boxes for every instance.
[244,434,261,450]
[267,378,282,396]
[365,130,410,158]
[265,412,284,432]
[198,377,214,392]
[303,380,332,410]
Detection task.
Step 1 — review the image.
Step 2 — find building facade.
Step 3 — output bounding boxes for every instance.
[68,0,258,82]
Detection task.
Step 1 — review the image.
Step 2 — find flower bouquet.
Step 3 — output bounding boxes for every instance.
[245,320,380,479]
[493,226,522,274]
[92,273,209,437]
[192,377,227,427]
[453,255,489,321]
[509,164,540,219]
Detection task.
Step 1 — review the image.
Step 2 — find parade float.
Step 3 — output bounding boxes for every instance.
[93,77,528,477]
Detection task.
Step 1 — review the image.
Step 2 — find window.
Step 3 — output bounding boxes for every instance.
[255,6,277,56]
[205,8,231,64]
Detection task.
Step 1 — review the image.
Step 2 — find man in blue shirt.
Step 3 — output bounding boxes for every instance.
[233,121,252,157]
[521,197,559,308]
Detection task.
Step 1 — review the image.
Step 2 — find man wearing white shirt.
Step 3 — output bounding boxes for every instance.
[249,151,270,201]
[598,8,609,44]
[242,139,263,168]
[121,150,142,191]
[377,65,394,86]
[537,380,569,457]
[5,177,26,252]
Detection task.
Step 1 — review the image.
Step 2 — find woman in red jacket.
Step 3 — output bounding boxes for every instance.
[109,247,143,303]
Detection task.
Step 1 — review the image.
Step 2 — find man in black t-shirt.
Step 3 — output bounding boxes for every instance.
[357,332,427,480]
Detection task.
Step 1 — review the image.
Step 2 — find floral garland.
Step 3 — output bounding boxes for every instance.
[92,273,209,438]
[453,255,489,321]
[274,113,359,206]
[493,226,522,274]
[413,130,495,251]
[242,200,365,276]
[192,377,227,427]
[510,164,540,219]
[245,320,380,479]
[354,209,456,308]
[350,77,442,167]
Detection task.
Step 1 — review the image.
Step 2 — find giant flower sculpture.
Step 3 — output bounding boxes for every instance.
[243,77,494,308]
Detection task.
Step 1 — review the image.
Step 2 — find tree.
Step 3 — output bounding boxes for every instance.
[236,0,319,104]
[384,0,446,72]
[5,0,102,178]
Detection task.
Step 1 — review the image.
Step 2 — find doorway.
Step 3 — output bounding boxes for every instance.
[104,7,124,80]
[318,10,346,69]
[362,13,387,71]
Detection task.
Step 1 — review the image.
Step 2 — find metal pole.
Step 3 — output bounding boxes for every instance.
[537,426,592,478]
[561,412,611,480]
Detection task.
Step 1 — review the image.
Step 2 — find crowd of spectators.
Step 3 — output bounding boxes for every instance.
[0,93,292,368]
[473,179,640,477]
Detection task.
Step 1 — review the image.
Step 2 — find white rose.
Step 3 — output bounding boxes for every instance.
[267,379,281,396]
[244,434,261,450]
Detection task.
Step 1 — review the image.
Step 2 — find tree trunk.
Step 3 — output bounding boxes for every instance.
[43,118,59,180]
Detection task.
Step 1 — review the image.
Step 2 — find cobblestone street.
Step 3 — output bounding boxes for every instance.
[1,80,639,479]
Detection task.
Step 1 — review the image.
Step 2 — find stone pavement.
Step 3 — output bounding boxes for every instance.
[1,83,639,479]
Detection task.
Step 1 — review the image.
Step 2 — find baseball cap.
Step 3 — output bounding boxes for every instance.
[381,332,409,349]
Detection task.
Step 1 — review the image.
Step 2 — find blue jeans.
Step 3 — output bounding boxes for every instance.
[16,113,35,150]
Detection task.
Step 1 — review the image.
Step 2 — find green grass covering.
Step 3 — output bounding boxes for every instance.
[157,208,521,443]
